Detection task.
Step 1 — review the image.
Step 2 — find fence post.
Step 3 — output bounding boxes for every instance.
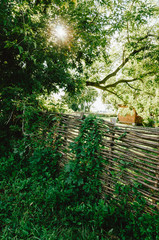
[154,146,159,208]
[80,112,85,120]
[63,116,70,163]
[110,123,115,158]
[106,122,115,196]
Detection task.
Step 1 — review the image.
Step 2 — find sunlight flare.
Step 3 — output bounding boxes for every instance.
[55,25,67,40]
[47,19,73,46]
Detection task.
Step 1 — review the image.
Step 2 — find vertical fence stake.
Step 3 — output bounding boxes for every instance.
[154,146,159,208]
[107,123,115,196]
[110,124,115,155]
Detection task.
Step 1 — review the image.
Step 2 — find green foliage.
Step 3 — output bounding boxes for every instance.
[63,115,104,203]
[63,87,98,112]
[1,0,159,237]
[1,114,159,239]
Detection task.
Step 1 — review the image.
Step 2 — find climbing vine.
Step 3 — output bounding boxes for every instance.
[64,115,104,203]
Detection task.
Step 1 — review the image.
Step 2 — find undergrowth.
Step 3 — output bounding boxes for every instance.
[0,114,159,239]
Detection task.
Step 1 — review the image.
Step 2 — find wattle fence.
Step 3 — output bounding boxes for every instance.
[51,112,159,210]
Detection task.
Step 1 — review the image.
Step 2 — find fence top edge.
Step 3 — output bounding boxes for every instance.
[42,111,159,131]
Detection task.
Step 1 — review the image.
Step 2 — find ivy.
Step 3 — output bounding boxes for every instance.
[64,115,104,203]
[1,113,159,239]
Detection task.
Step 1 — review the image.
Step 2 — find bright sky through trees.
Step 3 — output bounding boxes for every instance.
[0,0,158,126]
[55,25,67,40]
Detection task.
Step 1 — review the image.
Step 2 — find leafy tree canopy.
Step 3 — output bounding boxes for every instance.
[84,0,159,122]
[0,0,118,95]
[0,0,158,123]
[62,87,98,112]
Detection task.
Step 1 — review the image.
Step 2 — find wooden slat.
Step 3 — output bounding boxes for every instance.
[46,113,159,211]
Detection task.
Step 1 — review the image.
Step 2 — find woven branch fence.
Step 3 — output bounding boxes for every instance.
[50,112,159,210]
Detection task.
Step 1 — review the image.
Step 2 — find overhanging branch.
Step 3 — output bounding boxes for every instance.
[86,71,155,90]
[87,34,156,87]
[105,89,125,102]
[98,46,146,85]
[126,82,141,91]
[86,32,157,96]
[103,78,142,89]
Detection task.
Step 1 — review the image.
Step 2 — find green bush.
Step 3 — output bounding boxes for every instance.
[0,114,159,239]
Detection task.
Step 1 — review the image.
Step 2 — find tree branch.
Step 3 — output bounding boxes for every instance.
[104,71,154,89]
[126,82,141,91]
[5,110,14,125]
[85,83,125,102]
[86,71,154,89]
[124,82,155,96]
[87,33,156,87]
[98,46,146,85]
[135,33,159,43]
[86,78,141,89]
[86,32,156,93]
[127,22,130,43]
[105,89,125,102]
[103,78,143,89]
